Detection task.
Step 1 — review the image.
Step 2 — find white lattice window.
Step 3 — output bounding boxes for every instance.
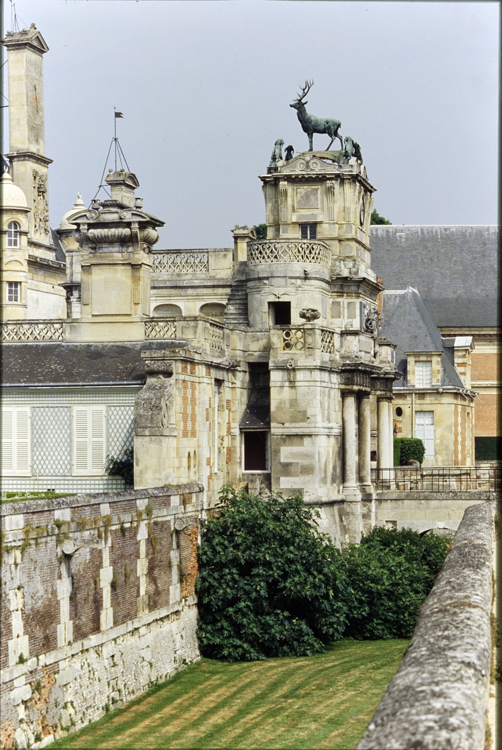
[415,361,432,387]
[73,406,106,475]
[7,282,20,303]
[7,222,20,248]
[2,407,31,475]
[415,411,435,459]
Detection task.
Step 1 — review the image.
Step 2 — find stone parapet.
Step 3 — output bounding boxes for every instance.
[0,485,203,748]
[357,501,494,750]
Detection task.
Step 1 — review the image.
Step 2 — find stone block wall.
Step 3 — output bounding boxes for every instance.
[357,500,494,750]
[0,484,203,749]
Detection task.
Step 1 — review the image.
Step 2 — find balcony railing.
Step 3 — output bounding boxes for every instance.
[247,239,330,266]
[1,321,64,342]
[151,251,209,275]
[372,466,501,493]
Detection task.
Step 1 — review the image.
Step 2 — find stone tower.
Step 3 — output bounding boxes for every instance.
[67,169,164,342]
[2,24,54,252]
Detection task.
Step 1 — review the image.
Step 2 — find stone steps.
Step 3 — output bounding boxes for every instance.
[224,281,248,326]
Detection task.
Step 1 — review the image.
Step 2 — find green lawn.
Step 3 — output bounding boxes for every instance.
[52,639,407,750]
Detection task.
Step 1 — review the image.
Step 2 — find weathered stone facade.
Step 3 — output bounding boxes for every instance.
[0,486,202,748]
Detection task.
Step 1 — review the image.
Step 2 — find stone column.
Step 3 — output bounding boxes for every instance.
[358,392,372,491]
[342,391,361,543]
[378,397,393,488]
[343,391,357,488]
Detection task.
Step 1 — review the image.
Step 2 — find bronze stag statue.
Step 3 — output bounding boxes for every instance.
[290,80,343,152]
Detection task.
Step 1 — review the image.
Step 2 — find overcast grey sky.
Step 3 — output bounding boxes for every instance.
[2,1,499,248]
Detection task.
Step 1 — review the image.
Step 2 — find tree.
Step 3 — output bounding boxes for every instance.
[253,224,267,239]
[370,209,392,225]
[196,487,347,661]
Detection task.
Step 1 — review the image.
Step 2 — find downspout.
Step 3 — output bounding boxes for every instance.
[411,391,415,438]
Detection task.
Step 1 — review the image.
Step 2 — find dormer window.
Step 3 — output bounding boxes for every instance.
[415,361,432,387]
[7,221,20,248]
[300,223,317,240]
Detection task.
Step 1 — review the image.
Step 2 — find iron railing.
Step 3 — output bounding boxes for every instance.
[371,465,501,493]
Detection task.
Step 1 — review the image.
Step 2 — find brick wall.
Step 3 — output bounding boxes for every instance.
[471,352,499,383]
[0,484,203,749]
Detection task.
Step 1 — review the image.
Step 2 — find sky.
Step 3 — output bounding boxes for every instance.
[2,0,499,249]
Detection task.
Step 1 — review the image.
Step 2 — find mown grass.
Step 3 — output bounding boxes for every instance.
[51,639,407,750]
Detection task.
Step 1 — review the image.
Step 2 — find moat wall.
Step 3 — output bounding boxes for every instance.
[0,485,204,749]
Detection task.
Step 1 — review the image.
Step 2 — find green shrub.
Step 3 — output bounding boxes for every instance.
[196,487,347,661]
[339,526,449,640]
[399,438,425,465]
[253,223,267,240]
[393,438,402,466]
[197,489,449,660]
[105,447,134,486]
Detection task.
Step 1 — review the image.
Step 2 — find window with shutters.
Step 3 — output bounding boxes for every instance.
[415,361,432,387]
[1,407,31,476]
[415,411,435,459]
[73,406,106,475]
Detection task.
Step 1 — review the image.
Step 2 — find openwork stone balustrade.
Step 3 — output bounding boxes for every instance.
[279,326,337,354]
[151,251,209,275]
[1,321,64,342]
[144,319,177,339]
[247,239,330,266]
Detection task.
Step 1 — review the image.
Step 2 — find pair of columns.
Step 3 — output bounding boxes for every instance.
[342,391,393,493]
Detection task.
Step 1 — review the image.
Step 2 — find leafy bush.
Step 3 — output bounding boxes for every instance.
[105,447,134,486]
[197,489,449,660]
[339,526,449,640]
[393,438,401,466]
[196,487,347,661]
[253,223,267,240]
[398,438,425,465]
[370,209,391,225]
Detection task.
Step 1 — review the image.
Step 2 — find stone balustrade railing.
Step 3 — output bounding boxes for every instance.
[1,321,64,342]
[247,239,330,266]
[151,251,209,275]
[144,316,225,354]
[272,325,338,355]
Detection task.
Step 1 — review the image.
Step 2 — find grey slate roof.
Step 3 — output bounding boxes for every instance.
[51,229,67,263]
[1,341,183,387]
[370,226,499,328]
[380,287,464,389]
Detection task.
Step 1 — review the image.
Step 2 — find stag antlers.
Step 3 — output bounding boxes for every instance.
[294,80,314,104]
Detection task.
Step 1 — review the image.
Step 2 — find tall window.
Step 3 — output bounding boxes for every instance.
[73,406,106,475]
[300,223,317,240]
[7,281,20,303]
[415,411,435,459]
[7,221,20,248]
[2,407,30,475]
[415,360,432,387]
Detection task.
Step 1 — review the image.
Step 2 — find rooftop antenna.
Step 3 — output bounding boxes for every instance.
[91,109,131,204]
[9,1,21,32]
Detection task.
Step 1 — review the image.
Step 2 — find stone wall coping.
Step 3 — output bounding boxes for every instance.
[0,596,197,686]
[0,483,204,517]
[376,490,499,502]
[357,501,494,750]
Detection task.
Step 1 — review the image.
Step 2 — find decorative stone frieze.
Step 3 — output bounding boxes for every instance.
[247,239,330,266]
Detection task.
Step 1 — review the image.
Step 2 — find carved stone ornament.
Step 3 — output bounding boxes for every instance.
[135,361,174,436]
[139,227,160,246]
[87,228,132,244]
[32,169,50,236]
[299,308,321,322]
[363,304,379,335]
